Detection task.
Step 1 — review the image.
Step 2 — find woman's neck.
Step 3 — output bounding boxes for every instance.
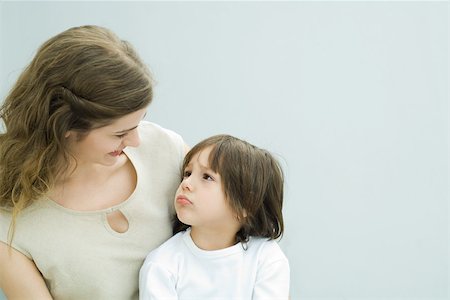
[60,153,128,183]
[47,154,133,211]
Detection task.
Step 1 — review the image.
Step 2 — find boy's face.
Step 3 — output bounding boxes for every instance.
[174,146,240,235]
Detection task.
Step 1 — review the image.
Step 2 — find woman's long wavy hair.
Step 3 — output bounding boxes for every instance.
[173,135,285,245]
[0,25,153,241]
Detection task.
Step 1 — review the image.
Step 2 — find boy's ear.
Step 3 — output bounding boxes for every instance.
[237,210,247,221]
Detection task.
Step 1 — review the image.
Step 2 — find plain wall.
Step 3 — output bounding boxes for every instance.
[0,2,448,299]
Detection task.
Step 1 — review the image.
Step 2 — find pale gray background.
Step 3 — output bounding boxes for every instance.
[0,1,448,299]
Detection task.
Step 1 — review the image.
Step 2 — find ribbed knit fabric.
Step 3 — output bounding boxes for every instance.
[0,121,185,300]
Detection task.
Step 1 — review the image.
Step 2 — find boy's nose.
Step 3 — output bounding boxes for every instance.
[181,178,192,191]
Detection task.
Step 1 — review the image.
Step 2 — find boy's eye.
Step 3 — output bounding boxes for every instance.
[203,173,213,181]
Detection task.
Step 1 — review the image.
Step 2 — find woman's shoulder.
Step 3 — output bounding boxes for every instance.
[0,201,46,223]
[134,121,185,157]
[138,121,183,144]
[0,201,48,258]
[0,207,13,234]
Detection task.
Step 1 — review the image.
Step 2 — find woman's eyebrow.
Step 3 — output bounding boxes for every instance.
[114,125,138,134]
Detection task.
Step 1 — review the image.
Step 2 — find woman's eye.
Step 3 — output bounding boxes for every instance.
[183,171,192,178]
[116,133,127,139]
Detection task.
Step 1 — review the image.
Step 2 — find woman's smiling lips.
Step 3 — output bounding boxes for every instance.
[176,195,192,205]
[109,150,123,157]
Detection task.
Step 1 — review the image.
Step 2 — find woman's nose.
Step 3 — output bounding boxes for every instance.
[123,129,140,147]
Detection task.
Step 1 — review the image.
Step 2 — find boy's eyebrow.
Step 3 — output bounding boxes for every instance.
[186,160,212,172]
[114,125,138,134]
[199,163,216,173]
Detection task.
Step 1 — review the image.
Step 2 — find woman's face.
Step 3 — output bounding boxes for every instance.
[65,108,147,167]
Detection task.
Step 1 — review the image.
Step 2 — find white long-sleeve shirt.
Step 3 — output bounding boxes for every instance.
[139,228,290,300]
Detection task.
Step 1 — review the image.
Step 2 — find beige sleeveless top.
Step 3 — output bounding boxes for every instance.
[0,121,185,300]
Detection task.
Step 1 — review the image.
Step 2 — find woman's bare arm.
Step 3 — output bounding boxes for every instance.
[0,242,52,299]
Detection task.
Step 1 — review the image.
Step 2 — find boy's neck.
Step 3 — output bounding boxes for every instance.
[189,227,238,251]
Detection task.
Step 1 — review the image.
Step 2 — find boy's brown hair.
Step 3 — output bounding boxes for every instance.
[173,135,284,244]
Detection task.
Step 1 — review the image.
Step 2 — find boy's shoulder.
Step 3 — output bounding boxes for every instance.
[144,231,185,262]
[248,236,279,250]
[248,237,288,262]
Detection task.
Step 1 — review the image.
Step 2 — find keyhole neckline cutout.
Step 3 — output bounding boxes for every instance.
[106,209,129,233]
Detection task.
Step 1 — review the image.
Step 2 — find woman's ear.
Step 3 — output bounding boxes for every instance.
[64,131,72,138]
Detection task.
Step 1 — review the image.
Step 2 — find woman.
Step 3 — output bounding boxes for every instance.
[0,25,186,299]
